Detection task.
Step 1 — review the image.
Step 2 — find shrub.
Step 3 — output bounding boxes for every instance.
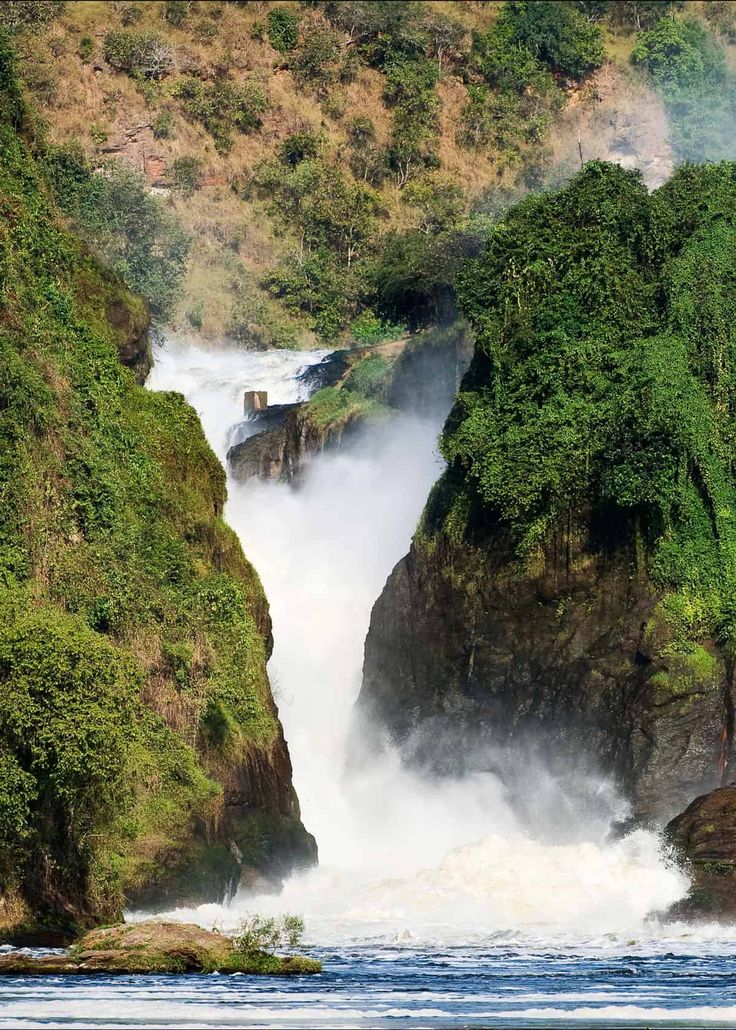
[632,17,725,93]
[44,147,189,318]
[267,8,300,53]
[118,3,143,26]
[171,155,204,195]
[163,0,190,27]
[0,1,65,34]
[173,76,267,154]
[152,110,175,138]
[103,30,174,80]
[499,0,604,80]
[292,24,341,88]
[233,914,305,954]
[279,131,322,167]
[79,35,94,63]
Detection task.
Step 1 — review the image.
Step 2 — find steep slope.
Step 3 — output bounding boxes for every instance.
[0,35,313,939]
[359,161,736,825]
[8,0,676,343]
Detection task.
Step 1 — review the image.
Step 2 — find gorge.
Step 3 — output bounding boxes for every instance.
[7,0,736,1025]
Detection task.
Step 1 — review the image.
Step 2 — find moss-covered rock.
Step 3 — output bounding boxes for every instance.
[0,921,322,975]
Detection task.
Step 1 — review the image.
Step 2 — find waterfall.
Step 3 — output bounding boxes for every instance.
[146,335,689,945]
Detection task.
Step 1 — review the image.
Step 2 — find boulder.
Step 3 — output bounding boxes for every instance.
[666,786,736,919]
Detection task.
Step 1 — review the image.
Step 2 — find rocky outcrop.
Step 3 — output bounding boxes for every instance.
[227,402,363,483]
[0,922,321,975]
[665,786,736,919]
[358,529,732,825]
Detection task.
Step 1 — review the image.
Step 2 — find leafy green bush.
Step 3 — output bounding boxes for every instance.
[279,131,322,167]
[344,354,392,397]
[103,30,173,80]
[500,1,604,79]
[292,24,341,88]
[267,8,300,53]
[152,110,175,138]
[233,914,305,954]
[44,146,189,318]
[632,18,732,162]
[173,76,268,154]
[163,0,190,27]
[79,35,94,63]
[350,310,405,344]
[118,3,143,27]
[171,155,204,195]
[0,1,65,34]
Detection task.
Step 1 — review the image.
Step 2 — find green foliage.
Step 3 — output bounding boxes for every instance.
[434,160,736,659]
[152,110,175,139]
[499,1,605,79]
[632,17,733,162]
[291,23,341,89]
[233,914,305,954]
[304,384,380,429]
[44,147,189,319]
[343,353,392,398]
[0,1,65,34]
[401,175,465,235]
[103,30,174,80]
[173,75,268,154]
[163,0,190,27]
[0,46,287,924]
[171,155,204,195]
[267,8,300,53]
[118,3,143,27]
[350,309,405,344]
[279,131,322,167]
[79,35,94,64]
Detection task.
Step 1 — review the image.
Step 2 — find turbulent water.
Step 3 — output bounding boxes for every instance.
[6,338,736,1028]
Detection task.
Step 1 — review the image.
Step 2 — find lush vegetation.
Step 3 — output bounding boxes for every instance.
[0,34,306,933]
[427,159,736,665]
[10,0,638,342]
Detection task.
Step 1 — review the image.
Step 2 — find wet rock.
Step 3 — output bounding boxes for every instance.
[358,530,730,824]
[0,922,321,976]
[665,786,736,919]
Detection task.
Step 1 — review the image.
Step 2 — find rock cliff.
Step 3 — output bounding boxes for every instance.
[358,161,736,828]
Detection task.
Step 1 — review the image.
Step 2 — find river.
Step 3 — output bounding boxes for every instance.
[4,338,736,1028]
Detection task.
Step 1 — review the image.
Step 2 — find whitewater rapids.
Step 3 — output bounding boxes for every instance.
[146,336,690,948]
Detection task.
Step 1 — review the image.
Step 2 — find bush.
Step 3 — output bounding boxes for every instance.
[267,8,300,53]
[163,0,190,27]
[152,110,175,138]
[173,76,267,154]
[632,17,725,93]
[499,1,604,80]
[171,155,204,195]
[79,35,94,63]
[44,147,189,318]
[233,914,305,954]
[0,1,65,34]
[118,3,143,27]
[279,131,322,167]
[103,30,174,80]
[292,25,341,88]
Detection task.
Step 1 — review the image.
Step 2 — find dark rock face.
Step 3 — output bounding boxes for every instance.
[358,531,732,824]
[227,404,362,483]
[666,786,736,918]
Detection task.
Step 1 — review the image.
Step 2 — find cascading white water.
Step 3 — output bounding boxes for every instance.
[147,335,689,945]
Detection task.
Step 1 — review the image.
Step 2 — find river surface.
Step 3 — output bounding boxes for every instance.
[5,339,736,1029]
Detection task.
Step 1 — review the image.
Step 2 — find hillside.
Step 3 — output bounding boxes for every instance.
[6,0,711,346]
[0,33,313,938]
